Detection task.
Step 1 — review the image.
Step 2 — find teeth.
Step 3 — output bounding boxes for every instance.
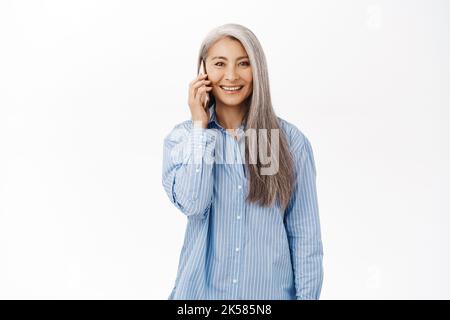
[221,86,242,91]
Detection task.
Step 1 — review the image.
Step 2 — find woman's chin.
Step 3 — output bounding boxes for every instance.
[216,99,246,107]
[215,94,249,106]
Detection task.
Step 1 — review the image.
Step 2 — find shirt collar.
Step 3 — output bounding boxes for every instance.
[207,101,246,133]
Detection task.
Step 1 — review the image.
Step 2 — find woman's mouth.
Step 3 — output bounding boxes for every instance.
[220,85,244,94]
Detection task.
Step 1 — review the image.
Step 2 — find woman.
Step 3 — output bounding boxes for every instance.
[162,23,323,300]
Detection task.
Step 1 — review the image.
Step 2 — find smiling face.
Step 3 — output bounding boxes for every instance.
[205,37,253,109]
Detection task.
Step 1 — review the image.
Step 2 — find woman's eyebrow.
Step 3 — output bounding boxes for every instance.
[211,56,249,61]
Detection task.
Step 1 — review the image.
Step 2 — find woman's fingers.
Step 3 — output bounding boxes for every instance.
[191,80,211,96]
[192,80,211,93]
[196,87,213,109]
[190,73,208,85]
[189,74,208,93]
[194,85,208,102]
[194,83,212,99]
[188,74,211,127]
[196,85,212,97]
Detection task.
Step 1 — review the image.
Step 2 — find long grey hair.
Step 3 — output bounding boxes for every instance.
[196,23,295,212]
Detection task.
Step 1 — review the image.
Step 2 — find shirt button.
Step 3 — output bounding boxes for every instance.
[232,279,238,284]
[195,168,200,173]
[237,215,241,219]
[237,185,242,189]
[235,247,240,252]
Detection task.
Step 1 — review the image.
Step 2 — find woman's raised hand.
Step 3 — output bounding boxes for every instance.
[188,73,213,128]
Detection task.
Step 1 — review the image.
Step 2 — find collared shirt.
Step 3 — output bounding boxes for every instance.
[162,102,323,300]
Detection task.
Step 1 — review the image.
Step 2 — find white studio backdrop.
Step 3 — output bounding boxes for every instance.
[0,0,448,299]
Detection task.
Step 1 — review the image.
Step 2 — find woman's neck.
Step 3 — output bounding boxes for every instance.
[215,102,248,130]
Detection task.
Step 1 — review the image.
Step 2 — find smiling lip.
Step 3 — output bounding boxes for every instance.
[220,85,244,94]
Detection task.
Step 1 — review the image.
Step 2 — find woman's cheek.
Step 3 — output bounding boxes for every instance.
[211,85,219,96]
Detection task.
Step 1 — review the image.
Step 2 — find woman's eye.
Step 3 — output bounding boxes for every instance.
[214,61,250,67]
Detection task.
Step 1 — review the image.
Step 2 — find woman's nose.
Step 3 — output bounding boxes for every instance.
[225,67,239,81]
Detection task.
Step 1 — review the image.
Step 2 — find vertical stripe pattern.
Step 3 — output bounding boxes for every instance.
[162,103,323,300]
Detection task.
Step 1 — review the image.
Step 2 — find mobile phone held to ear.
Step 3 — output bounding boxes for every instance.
[199,59,210,109]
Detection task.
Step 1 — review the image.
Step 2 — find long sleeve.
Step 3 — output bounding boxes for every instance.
[162,121,217,219]
[283,134,324,300]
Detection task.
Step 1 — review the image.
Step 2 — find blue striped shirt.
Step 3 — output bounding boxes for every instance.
[162,102,323,300]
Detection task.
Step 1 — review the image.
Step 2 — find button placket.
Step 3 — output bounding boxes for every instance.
[231,183,244,297]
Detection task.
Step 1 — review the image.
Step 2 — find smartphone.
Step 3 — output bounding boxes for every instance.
[198,59,210,109]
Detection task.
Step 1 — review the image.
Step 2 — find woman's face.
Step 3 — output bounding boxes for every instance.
[205,37,253,108]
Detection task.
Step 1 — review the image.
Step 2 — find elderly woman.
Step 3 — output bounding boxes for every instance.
[162,23,323,300]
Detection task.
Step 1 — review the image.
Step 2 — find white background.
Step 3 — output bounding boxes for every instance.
[0,0,449,299]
